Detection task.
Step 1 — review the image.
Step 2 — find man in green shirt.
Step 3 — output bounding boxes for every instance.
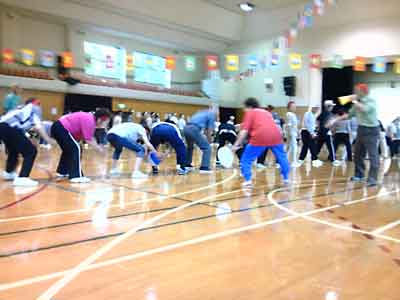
[3,84,22,113]
[332,83,380,186]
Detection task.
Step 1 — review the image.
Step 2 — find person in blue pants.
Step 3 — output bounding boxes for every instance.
[150,121,188,175]
[232,98,290,187]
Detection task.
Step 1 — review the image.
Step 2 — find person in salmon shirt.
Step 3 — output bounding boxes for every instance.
[232,98,290,187]
[50,108,111,183]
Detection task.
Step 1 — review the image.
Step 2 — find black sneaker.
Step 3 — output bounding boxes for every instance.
[199,167,213,174]
[152,166,159,175]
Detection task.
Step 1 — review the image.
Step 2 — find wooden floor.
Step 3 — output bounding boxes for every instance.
[0,146,399,300]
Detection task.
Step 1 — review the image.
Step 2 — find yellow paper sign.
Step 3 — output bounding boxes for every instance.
[225,55,239,71]
[289,53,302,70]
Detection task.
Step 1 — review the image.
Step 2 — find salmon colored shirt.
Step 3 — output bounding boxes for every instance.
[241,108,283,146]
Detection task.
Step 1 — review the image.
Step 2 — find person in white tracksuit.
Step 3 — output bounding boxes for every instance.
[285,101,301,167]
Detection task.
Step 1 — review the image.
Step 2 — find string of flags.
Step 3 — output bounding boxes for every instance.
[1,48,74,68]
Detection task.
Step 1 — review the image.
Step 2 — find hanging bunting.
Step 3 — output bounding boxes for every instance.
[331,54,344,68]
[225,55,239,71]
[2,48,14,64]
[248,54,258,70]
[278,35,289,51]
[62,52,74,68]
[39,50,56,67]
[205,55,218,71]
[313,0,325,16]
[303,3,314,28]
[297,13,306,30]
[289,53,302,70]
[394,58,400,74]
[271,49,280,66]
[372,57,386,73]
[126,54,134,72]
[284,30,293,48]
[184,56,196,72]
[353,56,366,72]
[310,54,322,69]
[20,49,35,66]
[165,56,176,70]
[289,25,298,39]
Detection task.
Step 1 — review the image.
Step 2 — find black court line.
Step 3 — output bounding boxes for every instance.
[0,200,294,258]
[0,184,362,238]
[0,184,365,258]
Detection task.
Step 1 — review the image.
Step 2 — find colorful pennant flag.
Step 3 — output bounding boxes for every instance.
[62,52,74,68]
[184,56,196,72]
[303,3,314,27]
[271,49,280,66]
[285,31,293,48]
[394,58,400,74]
[126,54,134,72]
[205,55,218,71]
[313,0,325,16]
[331,54,343,68]
[2,48,14,64]
[166,56,176,70]
[289,53,302,70]
[225,55,239,71]
[39,50,56,67]
[372,57,386,73]
[20,49,35,66]
[310,54,322,69]
[353,56,366,72]
[297,13,306,30]
[248,55,258,70]
[289,26,298,39]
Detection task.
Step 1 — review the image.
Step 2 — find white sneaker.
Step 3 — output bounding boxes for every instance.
[275,164,281,169]
[242,180,253,188]
[131,171,148,179]
[2,171,17,181]
[70,177,91,184]
[332,160,342,167]
[312,160,323,168]
[13,177,39,187]
[56,173,69,179]
[291,161,302,168]
[256,163,267,169]
[109,168,120,176]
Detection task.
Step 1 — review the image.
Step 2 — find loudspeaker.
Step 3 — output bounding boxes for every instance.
[283,76,296,97]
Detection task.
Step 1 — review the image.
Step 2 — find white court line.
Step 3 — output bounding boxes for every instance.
[36,170,238,300]
[0,184,390,293]
[0,171,238,223]
[372,220,400,235]
[268,183,400,243]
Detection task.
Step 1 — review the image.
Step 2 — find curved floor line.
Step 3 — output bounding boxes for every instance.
[0,167,52,211]
[268,182,400,243]
[36,170,238,300]
[0,176,347,223]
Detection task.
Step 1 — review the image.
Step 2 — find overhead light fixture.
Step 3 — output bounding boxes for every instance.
[239,2,255,12]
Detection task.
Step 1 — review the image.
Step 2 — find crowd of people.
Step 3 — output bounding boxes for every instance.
[0,83,399,188]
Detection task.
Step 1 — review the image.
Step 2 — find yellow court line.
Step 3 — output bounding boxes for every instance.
[37,170,238,300]
[0,181,390,293]
[268,183,400,243]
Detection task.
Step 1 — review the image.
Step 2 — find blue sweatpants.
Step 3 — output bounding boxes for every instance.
[240,144,290,181]
[150,124,187,167]
[107,133,145,160]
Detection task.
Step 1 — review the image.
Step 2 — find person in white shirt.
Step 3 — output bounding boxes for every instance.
[0,98,53,186]
[106,122,156,179]
[112,113,122,128]
[178,114,186,131]
[285,101,301,167]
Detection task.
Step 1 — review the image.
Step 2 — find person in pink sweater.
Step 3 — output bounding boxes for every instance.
[50,109,111,183]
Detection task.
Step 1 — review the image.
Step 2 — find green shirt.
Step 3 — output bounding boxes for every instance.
[348,96,379,127]
[3,93,21,113]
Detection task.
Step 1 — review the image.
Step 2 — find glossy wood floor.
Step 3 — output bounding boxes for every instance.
[0,145,399,300]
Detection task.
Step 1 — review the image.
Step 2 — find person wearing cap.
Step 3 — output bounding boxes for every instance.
[0,98,53,186]
[316,100,341,166]
[3,84,22,113]
[298,106,323,167]
[184,106,218,173]
[331,84,380,186]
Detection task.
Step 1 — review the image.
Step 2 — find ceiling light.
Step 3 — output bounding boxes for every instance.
[239,2,255,12]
